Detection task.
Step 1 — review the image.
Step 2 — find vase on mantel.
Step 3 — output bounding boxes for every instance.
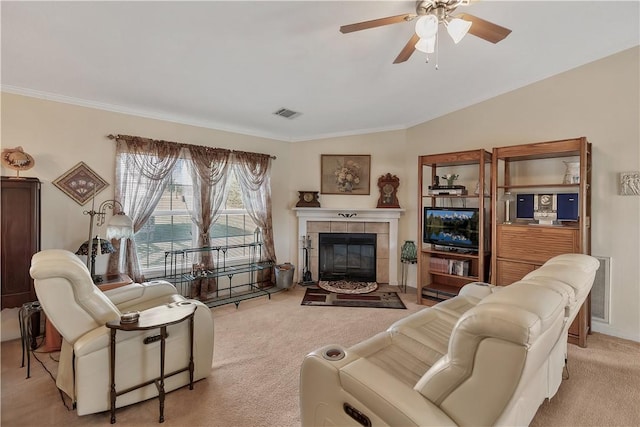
[401,240,417,263]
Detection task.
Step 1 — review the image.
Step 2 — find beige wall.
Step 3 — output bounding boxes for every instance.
[289,129,410,272]
[292,47,640,341]
[0,94,293,273]
[2,47,638,341]
[404,46,640,341]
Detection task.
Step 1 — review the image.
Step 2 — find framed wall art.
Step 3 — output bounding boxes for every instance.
[53,161,108,205]
[620,171,640,196]
[321,154,371,195]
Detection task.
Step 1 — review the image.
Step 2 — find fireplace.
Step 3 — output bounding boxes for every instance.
[293,208,404,285]
[319,233,376,282]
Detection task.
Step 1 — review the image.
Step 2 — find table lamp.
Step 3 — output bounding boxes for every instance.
[501,191,516,224]
[76,237,116,282]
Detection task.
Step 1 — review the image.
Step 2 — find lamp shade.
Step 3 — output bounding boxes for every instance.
[415,37,436,53]
[500,191,516,202]
[76,237,116,257]
[106,212,134,239]
[446,18,472,44]
[400,240,418,263]
[415,14,439,39]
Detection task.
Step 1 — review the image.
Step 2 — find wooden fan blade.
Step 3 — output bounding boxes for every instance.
[393,33,420,64]
[457,13,512,44]
[340,14,415,34]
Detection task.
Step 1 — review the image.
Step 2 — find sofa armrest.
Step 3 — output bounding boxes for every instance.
[340,358,457,426]
[301,343,455,427]
[73,325,147,357]
[104,280,178,306]
[458,281,500,299]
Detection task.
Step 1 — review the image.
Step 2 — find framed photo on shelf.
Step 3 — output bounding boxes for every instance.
[321,154,371,195]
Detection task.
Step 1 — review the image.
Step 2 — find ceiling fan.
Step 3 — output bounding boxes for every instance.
[340,0,512,64]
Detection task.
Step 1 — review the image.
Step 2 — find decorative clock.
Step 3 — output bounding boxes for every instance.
[376,173,400,208]
[296,191,320,208]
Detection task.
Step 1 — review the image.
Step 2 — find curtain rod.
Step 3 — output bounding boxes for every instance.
[107,134,277,160]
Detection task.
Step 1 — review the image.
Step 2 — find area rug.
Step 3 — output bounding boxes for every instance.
[317,280,378,294]
[301,287,406,309]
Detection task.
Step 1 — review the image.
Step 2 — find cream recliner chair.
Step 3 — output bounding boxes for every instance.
[29,249,214,416]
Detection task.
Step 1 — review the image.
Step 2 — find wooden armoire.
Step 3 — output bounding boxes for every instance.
[1,177,41,308]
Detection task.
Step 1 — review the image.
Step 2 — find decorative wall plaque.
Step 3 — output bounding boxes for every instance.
[53,162,108,205]
[620,171,640,196]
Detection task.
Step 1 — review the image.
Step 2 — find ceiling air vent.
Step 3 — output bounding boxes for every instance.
[273,108,301,119]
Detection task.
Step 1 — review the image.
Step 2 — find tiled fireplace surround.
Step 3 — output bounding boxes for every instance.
[294,208,404,286]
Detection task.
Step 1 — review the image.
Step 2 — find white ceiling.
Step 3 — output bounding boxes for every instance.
[2,1,639,142]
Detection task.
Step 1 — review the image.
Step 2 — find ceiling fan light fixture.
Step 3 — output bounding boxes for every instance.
[446,17,472,44]
[415,36,436,54]
[414,14,439,39]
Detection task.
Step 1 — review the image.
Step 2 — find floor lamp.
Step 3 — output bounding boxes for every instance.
[82,197,134,279]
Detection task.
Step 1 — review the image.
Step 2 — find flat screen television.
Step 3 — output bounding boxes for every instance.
[423,207,480,250]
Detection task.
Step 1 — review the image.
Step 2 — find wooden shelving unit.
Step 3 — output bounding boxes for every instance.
[417,150,492,305]
[491,137,592,347]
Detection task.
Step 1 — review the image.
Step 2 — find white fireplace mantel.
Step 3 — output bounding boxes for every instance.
[293,208,404,285]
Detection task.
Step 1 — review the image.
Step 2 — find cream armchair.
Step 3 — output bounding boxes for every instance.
[30,249,214,416]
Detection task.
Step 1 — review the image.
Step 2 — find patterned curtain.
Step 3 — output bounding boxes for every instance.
[107,136,182,282]
[232,151,276,264]
[186,146,232,298]
[108,134,276,289]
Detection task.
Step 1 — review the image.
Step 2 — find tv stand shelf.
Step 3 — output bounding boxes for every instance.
[430,271,481,281]
[417,149,492,305]
[425,247,479,256]
[421,283,460,303]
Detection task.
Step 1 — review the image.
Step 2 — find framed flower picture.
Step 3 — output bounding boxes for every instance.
[321,154,371,195]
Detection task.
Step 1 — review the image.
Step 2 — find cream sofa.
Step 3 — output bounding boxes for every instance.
[30,249,214,416]
[300,254,599,427]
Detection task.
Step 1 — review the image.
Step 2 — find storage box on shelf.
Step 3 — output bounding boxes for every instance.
[491,136,592,347]
[417,149,492,305]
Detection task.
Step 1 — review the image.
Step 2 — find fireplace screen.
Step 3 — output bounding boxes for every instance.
[318,233,376,282]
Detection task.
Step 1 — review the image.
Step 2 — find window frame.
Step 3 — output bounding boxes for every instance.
[135,189,258,278]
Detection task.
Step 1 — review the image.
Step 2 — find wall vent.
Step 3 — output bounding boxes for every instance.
[592,256,611,323]
[273,108,301,119]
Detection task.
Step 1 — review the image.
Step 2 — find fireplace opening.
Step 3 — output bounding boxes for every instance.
[318,233,376,282]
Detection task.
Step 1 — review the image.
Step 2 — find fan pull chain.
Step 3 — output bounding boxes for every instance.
[435,31,439,70]
[424,32,440,70]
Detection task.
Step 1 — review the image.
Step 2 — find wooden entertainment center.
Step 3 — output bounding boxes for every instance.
[492,137,591,347]
[417,137,592,347]
[417,149,492,303]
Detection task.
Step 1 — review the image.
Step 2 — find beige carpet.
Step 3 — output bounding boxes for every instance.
[1,285,639,426]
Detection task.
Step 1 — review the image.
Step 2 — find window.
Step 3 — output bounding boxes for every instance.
[134,159,195,272]
[134,163,257,273]
[209,171,258,260]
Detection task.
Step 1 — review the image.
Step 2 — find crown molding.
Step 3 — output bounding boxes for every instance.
[1,85,415,144]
